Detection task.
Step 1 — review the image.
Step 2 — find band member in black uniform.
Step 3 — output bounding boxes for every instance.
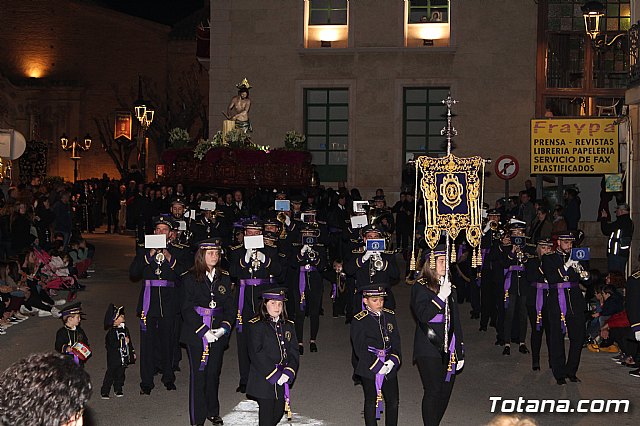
[626,261,640,377]
[247,288,299,426]
[541,231,587,385]
[345,225,399,310]
[411,245,464,426]
[101,304,135,399]
[479,209,502,332]
[323,259,348,318]
[499,222,532,356]
[129,216,190,394]
[230,220,282,394]
[190,202,223,247]
[181,238,235,426]
[291,226,327,354]
[351,284,401,426]
[55,302,90,366]
[524,238,553,371]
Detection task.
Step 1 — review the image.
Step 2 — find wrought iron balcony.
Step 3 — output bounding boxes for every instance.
[629,22,640,87]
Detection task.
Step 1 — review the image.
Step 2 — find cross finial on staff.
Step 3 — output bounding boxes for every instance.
[441,93,458,155]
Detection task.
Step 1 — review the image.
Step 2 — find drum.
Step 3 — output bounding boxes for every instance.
[70,342,92,361]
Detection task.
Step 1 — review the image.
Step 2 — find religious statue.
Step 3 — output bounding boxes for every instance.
[225,78,252,134]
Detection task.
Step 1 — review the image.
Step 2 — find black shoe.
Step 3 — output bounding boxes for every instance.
[101,393,110,399]
[495,339,505,346]
[556,378,567,385]
[173,366,181,372]
[479,326,487,331]
[208,415,224,425]
[165,383,177,391]
[310,342,318,352]
[567,375,581,383]
[345,318,352,324]
[502,346,511,356]
[519,345,530,354]
[298,344,304,356]
[140,388,151,395]
[629,369,640,377]
[235,384,246,393]
[470,312,480,319]
[115,390,123,397]
[532,365,540,371]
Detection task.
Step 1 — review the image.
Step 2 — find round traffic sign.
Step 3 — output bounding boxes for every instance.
[495,155,519,180]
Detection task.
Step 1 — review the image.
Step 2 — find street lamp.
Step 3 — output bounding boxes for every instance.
[60,133,92,183]
[581,1,626,49]
[133,76,154,180]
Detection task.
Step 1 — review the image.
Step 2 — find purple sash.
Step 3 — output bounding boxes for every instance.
[236,278,273,332]
[553,282,578,334]
[140,280,175,332]
[427,314,458,381]
[532,282,549,331]
[367,346,390,420]
[503,265,524,309]
[298,265,317,309]
[331,282,337,301]
[195,306,222,371]
[284,383,292,421]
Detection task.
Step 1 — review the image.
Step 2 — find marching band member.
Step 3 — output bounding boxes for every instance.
[524,238,553,371]
[101,303,135,399]
[292,226,327,354]
[541,231,587,385]
[247,288,299,426]
[411,245,464,426]
[351,284,401,426]
[230,220,281,394]
[479,209,502,332]
[129,216,190,395]
[181,238,235,426]
[55,302,90,366]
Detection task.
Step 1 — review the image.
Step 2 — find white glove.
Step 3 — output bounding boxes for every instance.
[256,251,266,263]
[212,328,226,339]
[482,222,492,234]
[277,373,290,386]
[437,279,452,301]
[301,245,310,254]
[378,363,392,375]
[383,360,395,371]
[456,360,465,371]
[635,331,640,342]
[362,251,372,262]
[205,329,218,344]
[564,260,577,270]
[245,248,255,264]
[284,216,291,226]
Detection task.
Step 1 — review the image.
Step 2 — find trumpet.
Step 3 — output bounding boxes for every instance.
[572,261,591,281]
[370,252,384,276]
[308,247,318,261]
[251,250,261,271]
[276,211,288,239]
[154,251,165,276]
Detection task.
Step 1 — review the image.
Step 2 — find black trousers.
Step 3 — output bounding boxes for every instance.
[294,271,323,343]
[256,397,285,426]
[106,209,119,232]
[186,341,226,425]
[361,375,399,426]
[416,356,456,426]
[503,291,528,345]
[139,316,175,391]
[345,277,357,321]
[236,328,250,386]
[547,305,585,380]
[101,362,126,394]
[479,271,498,329]
[332,280,349,317]
[526,304,551,368]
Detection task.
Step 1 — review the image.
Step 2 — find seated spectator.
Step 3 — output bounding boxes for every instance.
[68,238,92,278]
[588,284,624,353]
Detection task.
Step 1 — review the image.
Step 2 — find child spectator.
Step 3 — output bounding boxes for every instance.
[55,302,91,366]
[101,304,135,399]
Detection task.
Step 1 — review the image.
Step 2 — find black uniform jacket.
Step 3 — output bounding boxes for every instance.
[411,279,464,361]
[350,308,401,380]
[246,316,300,400]
[626,270,640,334]
[525,256,547,308]
[541,250,586,315]
[180,269,235,346]
[344,250,399,289]
[55,325,90,357]
[129,242,191,318]
[105,325,135,367]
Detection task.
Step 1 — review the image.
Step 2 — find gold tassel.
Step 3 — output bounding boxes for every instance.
[430,253,436,269]
[450,244,456,263]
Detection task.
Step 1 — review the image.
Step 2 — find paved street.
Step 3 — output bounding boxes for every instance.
[1,232,639,426]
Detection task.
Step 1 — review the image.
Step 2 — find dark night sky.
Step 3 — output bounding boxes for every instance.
[97,0,205,26]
